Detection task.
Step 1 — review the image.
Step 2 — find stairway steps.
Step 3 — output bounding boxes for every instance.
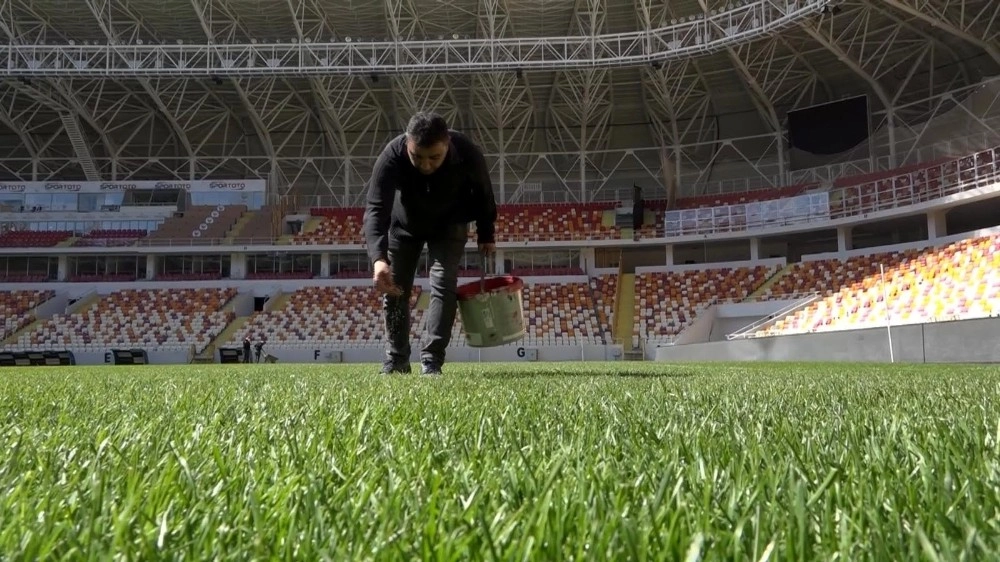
[746,263,793,301]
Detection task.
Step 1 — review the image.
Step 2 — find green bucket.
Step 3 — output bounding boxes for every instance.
[456,273,526,348]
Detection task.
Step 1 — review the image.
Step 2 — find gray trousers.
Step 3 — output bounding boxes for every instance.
[383,224,467,365]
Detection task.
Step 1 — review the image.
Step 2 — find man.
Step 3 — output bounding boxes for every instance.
[363,111,497,376]
[242,335,252,364]
[254,339,264,363]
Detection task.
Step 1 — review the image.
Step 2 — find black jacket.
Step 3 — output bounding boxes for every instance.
[363,130,497,265]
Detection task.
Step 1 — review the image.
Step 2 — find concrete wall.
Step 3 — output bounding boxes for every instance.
[70,349,193,365]
[708,316,757,342]
[672,307,717,345]
[653,316,1000,363]
[667,298,816,347]
[255,344,624,364]
[65,290,98,314]
[227,292,255,316]
[51,343,625,365]
[35,293,68,319]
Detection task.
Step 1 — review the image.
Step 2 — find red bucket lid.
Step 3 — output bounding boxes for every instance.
[457,275,524,301]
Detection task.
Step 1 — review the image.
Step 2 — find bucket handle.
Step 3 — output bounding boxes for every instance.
[480,251,497,293]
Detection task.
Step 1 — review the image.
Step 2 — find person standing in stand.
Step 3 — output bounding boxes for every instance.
[363,111,498,376]
[242,335,252,364]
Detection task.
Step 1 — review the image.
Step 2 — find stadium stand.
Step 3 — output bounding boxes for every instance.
[4,288,236,354]
[0,230,73,248]
[636,265,778,343]
[0,290,55,341]
[653,184,815,211]
[231,285,424,347]
[228,279,608,349]
[72,229,147,247]
[491,203,620,242]
[590,274,618,344]
[295,202,624,244]
[156,272,224,281]
[245,271,314,280]
[141,205,246,245]
[232,207,277,244]
[0,145,996,362]
[1,147,994,253]
[757,233,1000,336]
[510,266,585,276]
[0,0,993,370]
[446,279,607,347]
[520,282,605,345]
[0,274,48,283]
[67,273,138,283]
[291,208,365,245]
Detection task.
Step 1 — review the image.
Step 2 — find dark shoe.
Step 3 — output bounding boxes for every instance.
[381,359,411,374]
[420,361,442,376]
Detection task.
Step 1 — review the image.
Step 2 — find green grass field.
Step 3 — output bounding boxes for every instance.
[1,361,999,560]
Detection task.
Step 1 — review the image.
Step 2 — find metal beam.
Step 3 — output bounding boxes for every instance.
[11,79,107,180]
[0,76,990,192]
[82,0,195,166]
[868,2,972,88]
[0,0,830,77]
[284,0,348,160]
[472,0,534,156]
[639,0,722,202]
[469,0,535,203]
[691,0,786,181]
[0,85,38,159]
[543,0,616,202]
[775,34,835,101]
[384,0,466,130]
[188,0,276,163]
[879,0,1000,66]
[0,0,63,45]
[799,23,898,167]
[0,1,104,178]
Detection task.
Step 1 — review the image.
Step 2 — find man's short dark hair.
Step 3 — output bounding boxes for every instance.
[405,112,450,147]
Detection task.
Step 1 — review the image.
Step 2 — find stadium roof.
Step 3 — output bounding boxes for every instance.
[0,0,997,202]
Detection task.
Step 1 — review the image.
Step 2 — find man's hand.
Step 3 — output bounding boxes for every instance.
[478,242,495,255]
[373,260,402,296]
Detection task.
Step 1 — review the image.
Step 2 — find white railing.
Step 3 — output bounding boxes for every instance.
[660,147,1000,237]
[0,0,827,77]
[726,293,821,340]
[0,147,997,248]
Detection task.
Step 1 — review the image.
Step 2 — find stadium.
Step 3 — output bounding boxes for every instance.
[0,0,998,367]
[0,0,999,558]
[1,0,999,368]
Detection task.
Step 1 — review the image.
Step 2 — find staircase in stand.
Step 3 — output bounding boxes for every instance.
[193,316,250,364]
[615,272,643,360]
[746,263,793,301]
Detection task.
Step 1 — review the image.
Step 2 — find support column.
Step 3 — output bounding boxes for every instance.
[494,250,505,274]
[927,210,948,240]
[320,253,331,278]
[580,248,596,275]
[750,237,761,261]
[230,253,247,280]
[498,130,506,203]
[346,158,352,207]
[665,244,674,267]
[58,256,68,282]
[145,255,155,280]
[837,226,853,254]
